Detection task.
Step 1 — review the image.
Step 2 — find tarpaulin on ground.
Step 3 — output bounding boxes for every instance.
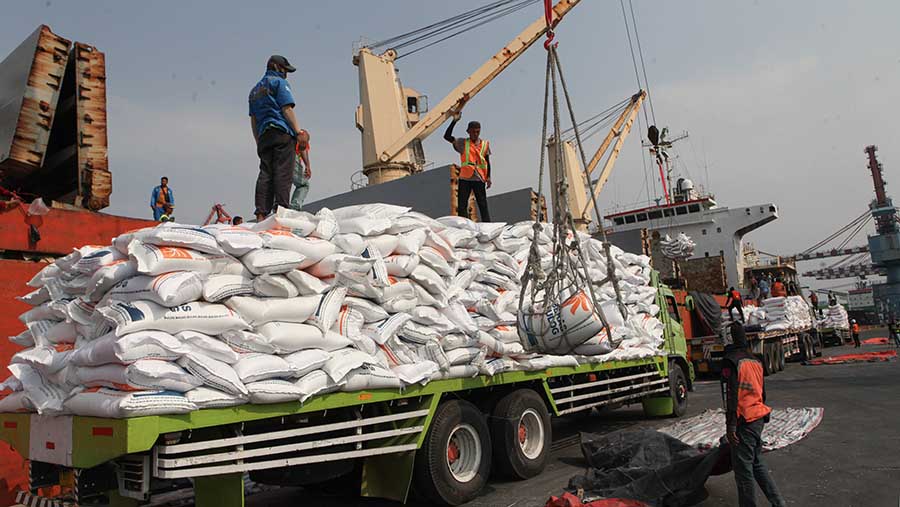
[562,429,728,507]
[689,292,721,336]
[862,337,888,345]
[546,492,649,507]
[658,407,823,452]
[804,350,897,365]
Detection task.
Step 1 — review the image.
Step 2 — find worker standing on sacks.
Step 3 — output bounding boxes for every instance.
[444,112,491,222]
[721,322,786,507]
[249,55,304,221]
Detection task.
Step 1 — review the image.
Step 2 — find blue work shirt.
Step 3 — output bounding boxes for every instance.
[248,70,296,138]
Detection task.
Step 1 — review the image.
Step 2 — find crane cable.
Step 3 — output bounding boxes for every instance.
[518,4,627,354]
[367,0,541,58]
[800,210,870,255]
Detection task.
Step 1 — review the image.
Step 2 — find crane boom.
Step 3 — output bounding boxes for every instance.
[581,92,643,219]
[376,0,582,165]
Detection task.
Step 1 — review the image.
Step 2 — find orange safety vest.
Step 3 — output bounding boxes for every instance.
[730,290,741,302]
[852,323,860,334]
[459,138,489,181]
[735,357,772,424]
[771,282,786,297]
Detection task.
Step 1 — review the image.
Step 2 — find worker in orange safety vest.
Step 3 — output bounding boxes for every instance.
[851,319,861,348]
[770,278,787,298]
[721,322,785,507]
[444,113,492,222]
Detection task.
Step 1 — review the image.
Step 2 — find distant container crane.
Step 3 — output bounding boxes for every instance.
[863,146,900,320]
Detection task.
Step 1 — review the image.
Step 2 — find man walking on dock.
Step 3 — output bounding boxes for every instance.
[721,322,786,507]
[445,113,491,222]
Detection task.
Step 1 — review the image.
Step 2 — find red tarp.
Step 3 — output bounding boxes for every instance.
[804,350,897,365]
[862,337,888,345]
[546,492,649,507]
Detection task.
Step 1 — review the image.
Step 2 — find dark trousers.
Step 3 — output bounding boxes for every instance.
[852,332,861,347]
[728,301,745,322]
[255,128,295,216]
[457,178,491,222]
[732,418,785,507]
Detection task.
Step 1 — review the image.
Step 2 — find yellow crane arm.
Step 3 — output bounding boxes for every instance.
[378,0,582,164]
[580,91,644,220]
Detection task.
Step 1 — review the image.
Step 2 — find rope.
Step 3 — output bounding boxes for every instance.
[367,0,541,58]
[628,0,656,124]
[619,0,650,127]
[519,43,631,355]
[800,210,870,254]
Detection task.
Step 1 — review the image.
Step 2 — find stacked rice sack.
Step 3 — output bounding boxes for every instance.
[759,296,813,332]
[817,304,849,330]
[1,204,665,418]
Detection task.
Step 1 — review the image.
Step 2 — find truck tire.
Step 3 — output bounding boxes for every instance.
[490,389,552,480]
[776,341,786,371]
[413,399,492,506]
[761,344,773,376]
[669,361,689,417]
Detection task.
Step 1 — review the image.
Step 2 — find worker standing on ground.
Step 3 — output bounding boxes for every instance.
[290,130,311,210]
[725,287,745,323]
[150,176,174,221]
[851,319,861,348]
[249,55,303,221]
[445,113,491,222]
[721,322,786,507]
[771,278,787,298]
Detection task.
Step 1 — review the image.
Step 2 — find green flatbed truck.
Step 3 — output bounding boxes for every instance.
[0,273,694,507]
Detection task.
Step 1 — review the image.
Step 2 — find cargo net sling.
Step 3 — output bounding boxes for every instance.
[517,43,629,355]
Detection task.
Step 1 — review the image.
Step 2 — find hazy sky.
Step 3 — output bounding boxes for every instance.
[3,1,899,291]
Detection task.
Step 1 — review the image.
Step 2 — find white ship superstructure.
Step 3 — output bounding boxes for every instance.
[605,179,777,288]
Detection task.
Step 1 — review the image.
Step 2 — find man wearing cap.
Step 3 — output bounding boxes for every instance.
[721,322,786,507]
[444,113,491,222]
[248,55,305,221]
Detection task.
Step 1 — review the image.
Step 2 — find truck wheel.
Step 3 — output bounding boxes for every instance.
[776,342,786,371]
[490,389,551,480]
[413,399,492,506]
[761,344,773,376]
[669,361,688,417]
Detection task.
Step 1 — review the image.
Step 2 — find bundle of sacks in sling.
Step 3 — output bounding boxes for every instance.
[817,304,849,330]
[1,204,664,418]
[659,233,695,260]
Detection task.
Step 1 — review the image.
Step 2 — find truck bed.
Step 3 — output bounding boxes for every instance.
[0,356,667,470]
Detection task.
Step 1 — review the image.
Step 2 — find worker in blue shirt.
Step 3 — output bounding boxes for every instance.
[150,176,174,221]
[249,55,305,221]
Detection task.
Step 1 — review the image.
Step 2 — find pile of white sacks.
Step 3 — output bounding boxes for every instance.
[723,296,814,332]
[0,205,664,418]
[817,304,849,330]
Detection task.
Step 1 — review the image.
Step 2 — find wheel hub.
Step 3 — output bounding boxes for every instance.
[447,441,460,463]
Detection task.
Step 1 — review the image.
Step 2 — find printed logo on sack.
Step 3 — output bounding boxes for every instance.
[159,247,193,259]
[545,304,567,336]
[562,291,591,316]
[82,249,113,259]
[118,303,146,322]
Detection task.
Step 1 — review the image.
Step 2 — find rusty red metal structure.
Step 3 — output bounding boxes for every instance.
[0,26,151,502]
[0,26,111,210]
